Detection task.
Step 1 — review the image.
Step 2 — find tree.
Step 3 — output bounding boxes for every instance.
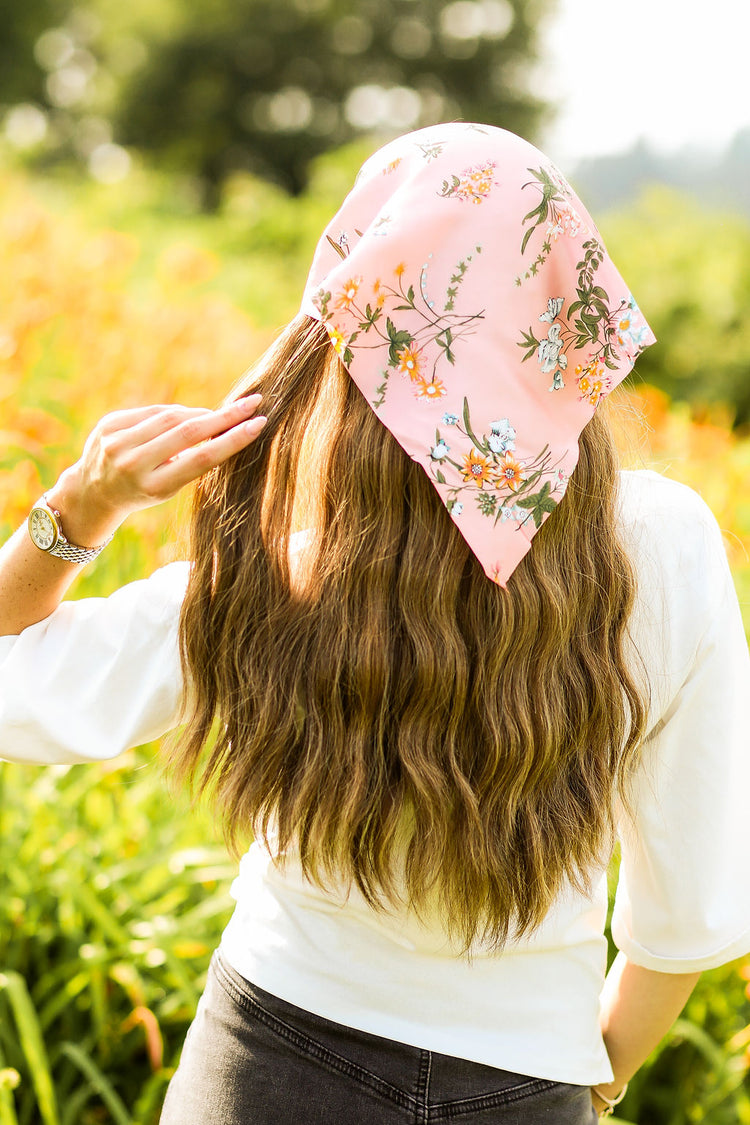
[112,0,552,204]
[0,0,65,107]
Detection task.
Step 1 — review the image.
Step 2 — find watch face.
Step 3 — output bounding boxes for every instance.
[29,508,57,551]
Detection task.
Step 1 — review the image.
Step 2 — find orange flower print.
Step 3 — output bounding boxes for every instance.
[575,360,611,406]
[383,157,402,175]
[397,343,423,382]
[394,262,407,278]
[414,377,447,402]
[328,325,346,356]
[335,276,362,310]
[461,448,495,486]
[616,310,632,340]
[613,299,650,359]
[496,451,525,491]
[439,161,498,204]
[373,278,387,308]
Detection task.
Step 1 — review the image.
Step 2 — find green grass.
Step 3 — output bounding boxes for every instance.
[0,750,233,1125]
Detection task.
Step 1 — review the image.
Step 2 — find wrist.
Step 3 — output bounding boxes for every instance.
[591,1082,628,1118]
[46,467,125,547]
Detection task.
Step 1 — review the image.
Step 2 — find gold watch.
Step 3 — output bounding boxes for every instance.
[27,495,112,564]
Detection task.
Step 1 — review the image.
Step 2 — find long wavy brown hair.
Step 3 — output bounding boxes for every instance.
[169,313,648,951]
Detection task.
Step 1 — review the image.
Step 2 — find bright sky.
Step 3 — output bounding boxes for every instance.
[537,0,750,164]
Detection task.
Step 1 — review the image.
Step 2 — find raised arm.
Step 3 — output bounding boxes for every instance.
[0,397,266,635]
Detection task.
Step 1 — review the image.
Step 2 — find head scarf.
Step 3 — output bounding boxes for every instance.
[301,123,656,585]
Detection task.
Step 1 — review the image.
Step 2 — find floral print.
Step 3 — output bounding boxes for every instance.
[438,161,499,204]
[415,141,445,162]
[302,122,656,583]
[575,359,611,407]
[614,296,652,358]
[487,418,516,454]
[515,165,588,285]
[427,397,566,529]
[537,324,567,378]
[336,277,362,310]
[312,247,485,411]
[518,235,652,397]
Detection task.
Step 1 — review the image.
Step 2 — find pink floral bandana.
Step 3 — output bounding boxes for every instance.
[300,123,656,585]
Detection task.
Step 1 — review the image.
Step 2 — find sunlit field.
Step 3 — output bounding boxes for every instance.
[1,168,750,1125]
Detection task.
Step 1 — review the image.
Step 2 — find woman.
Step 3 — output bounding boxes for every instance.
[2,124,750,1124]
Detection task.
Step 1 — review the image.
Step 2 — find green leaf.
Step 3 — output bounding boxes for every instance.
[325,234,347,260]
[0,973,59,1125]
[520,225,536,256]
[516,486,557,528]
[0,1042,20,1125]
[435,469,446,484]
[462,397,484,449]
[59,1043,131,1125]
[522,201,546,225]
[359,304,381,331]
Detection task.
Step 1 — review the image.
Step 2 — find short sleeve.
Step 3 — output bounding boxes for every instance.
[612,473,750,972]
[0,562,189,765]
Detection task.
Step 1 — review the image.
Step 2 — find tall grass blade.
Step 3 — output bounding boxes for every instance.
[0,1042,20,1125]
[0,974,58,1125]
[59,1043,132,1125]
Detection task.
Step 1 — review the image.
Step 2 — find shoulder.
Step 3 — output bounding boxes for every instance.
[616,469,732,625]
[617,470,725,567]
[617,469,720,531]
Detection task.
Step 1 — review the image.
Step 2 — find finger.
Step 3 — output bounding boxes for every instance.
[149,413,267,494]
[138,397,264,470]
[96,405,198,436]
[104,405,216,451]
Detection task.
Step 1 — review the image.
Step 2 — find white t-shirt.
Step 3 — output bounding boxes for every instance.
[2,470,750,1086]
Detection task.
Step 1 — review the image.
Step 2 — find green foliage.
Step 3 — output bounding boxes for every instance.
[2,160,750,1122]
[113,0,551,199]
[1,0,552,202]
[600,188,750,426]
[0,756,234,1124]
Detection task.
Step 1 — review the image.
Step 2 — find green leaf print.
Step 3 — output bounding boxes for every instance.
[516,482,558,528]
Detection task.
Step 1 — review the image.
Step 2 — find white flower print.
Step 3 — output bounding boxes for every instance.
[538,324,568,374]
[539,297,564,324]
[431,440,450,461]
[500,504,528,523]
[487,418,516,454]
[546,203,585,240]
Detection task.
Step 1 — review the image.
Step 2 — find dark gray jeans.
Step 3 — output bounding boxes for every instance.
[159,951,599,1124]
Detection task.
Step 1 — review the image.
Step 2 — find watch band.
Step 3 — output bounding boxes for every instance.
[29,495,113,565]
[48,537,111,564]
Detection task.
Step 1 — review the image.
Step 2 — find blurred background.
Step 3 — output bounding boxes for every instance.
[2,3,750,1124]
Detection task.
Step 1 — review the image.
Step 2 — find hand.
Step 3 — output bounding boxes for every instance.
[46,396,267,546]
